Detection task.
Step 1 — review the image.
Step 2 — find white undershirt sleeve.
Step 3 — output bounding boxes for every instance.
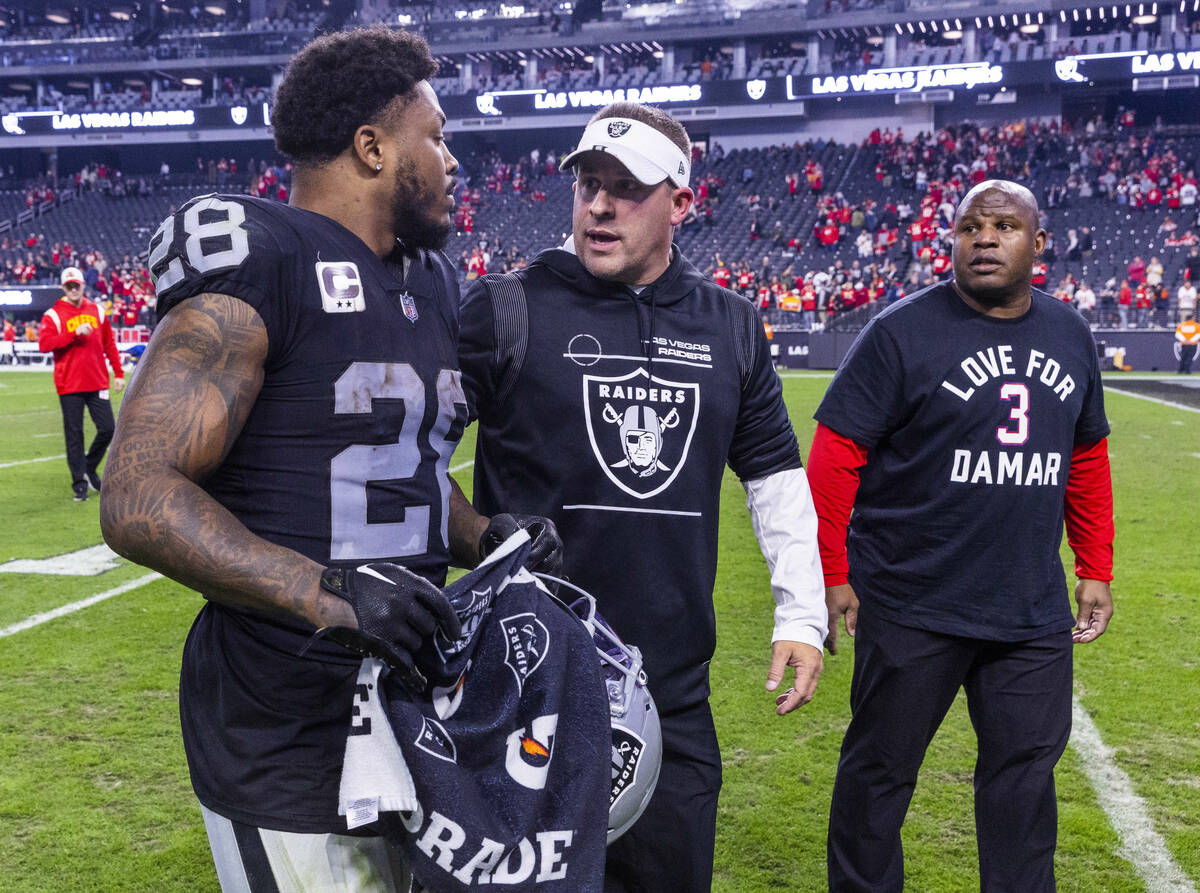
[743,466,828,651]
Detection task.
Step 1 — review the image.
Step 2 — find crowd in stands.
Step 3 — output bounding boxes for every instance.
[5,114,1200,341]
[0,154,293,338]
[681,115,1200,330]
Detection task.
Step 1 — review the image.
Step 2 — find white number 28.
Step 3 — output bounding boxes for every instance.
[148,196,250,294]
[330,362,465,561]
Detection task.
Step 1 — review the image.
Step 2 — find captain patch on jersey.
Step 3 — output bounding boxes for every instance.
[582,367,699,499]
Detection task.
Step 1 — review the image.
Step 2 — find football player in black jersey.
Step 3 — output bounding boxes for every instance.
[101,26,559,891]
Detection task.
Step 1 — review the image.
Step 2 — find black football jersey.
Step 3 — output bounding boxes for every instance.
[149,194,468,830]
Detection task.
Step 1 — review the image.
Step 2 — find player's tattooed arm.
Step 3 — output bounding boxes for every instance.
[99,292,354,630]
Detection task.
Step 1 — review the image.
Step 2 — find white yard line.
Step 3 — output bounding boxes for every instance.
[0,409,57,421]
[0,572,163,639]
[1071,697,1197,893]
[1105,387,1200,415]
[0,454,64,470]
[450,459,474,473]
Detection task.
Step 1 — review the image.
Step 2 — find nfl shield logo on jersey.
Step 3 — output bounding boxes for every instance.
[316,262,364,313]
[399,291,419,324]
[582,368,699,499]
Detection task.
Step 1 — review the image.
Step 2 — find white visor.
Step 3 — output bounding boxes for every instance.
[560,117,690,189]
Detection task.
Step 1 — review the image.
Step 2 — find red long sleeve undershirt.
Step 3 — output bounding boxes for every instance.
[1063,437,1115,582]
[806,423,1114,587]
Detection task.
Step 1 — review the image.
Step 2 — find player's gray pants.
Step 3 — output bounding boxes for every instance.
[201,804,411,892]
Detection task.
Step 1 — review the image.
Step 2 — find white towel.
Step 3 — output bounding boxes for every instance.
[338,658,418,829]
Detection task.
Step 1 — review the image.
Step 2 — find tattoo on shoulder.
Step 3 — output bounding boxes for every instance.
[117,292,267,480]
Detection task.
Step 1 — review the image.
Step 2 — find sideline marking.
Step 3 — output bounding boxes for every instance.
[0,410,57,420]
[0,454,64,470]
[1071,697,1197,893]
[0,573,163,639]
[0,544,122,576]
[1106,387,1200,415]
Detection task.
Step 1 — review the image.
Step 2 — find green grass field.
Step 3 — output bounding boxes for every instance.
[1,368,1196,892]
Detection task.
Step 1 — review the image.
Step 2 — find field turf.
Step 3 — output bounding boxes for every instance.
[0,368,1196,892]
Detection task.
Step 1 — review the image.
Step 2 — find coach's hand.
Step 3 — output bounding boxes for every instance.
[1072,578,1113,644]
[767,641,824,716]
[480,512,564,578]
[317,563,462,692]
[824,583,859,654]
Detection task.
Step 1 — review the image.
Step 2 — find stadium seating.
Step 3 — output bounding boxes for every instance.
[2,117,1197,336]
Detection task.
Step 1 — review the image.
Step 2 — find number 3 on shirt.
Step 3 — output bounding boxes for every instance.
[996,382,1029,445]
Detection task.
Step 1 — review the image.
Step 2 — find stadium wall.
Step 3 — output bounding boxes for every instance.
[705,105,934,150]
[787,331,1186,372]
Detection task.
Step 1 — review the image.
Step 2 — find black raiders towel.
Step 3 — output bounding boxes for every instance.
[339,531,610,891]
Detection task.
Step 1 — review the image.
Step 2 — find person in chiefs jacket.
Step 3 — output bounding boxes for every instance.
[39,265,124,501]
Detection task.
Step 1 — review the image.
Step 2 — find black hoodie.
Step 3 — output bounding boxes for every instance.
[459,244,802,716]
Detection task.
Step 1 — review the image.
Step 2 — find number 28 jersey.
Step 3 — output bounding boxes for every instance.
[152,195,467,586]
[150,195,467,830]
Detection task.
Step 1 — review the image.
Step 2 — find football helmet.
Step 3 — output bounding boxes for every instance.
[536,574,662,845]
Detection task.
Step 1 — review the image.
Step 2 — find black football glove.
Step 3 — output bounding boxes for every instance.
[479,512,564,579]
[317,563,462,693]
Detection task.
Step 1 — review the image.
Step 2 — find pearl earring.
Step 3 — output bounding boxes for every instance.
[376,162,383,171]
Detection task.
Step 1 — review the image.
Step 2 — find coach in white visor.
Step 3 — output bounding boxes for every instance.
[560,115,692,189]
[457,101,829,892]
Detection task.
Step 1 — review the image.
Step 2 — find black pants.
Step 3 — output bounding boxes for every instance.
[828,608,1073,893]
[604,700,722,893]
[1179,343,1197,374]
[59,390,115,488]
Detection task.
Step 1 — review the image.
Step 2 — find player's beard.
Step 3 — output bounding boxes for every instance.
[392,159,452,251]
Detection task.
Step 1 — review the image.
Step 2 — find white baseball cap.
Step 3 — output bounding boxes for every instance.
[561,117,691,189]
[61,266,84,286]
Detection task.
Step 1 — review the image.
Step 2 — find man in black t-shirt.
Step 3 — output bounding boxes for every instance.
[101,28,559,892]
[809,180,1115,892]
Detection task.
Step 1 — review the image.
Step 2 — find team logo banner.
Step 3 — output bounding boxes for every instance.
[582,367,699,499]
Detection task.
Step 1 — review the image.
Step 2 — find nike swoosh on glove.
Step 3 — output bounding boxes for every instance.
[479,513,564,579]
[317,563,462,693]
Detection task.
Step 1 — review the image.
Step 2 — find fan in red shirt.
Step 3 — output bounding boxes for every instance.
[819,220,840,251]
[39,266,125,501]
